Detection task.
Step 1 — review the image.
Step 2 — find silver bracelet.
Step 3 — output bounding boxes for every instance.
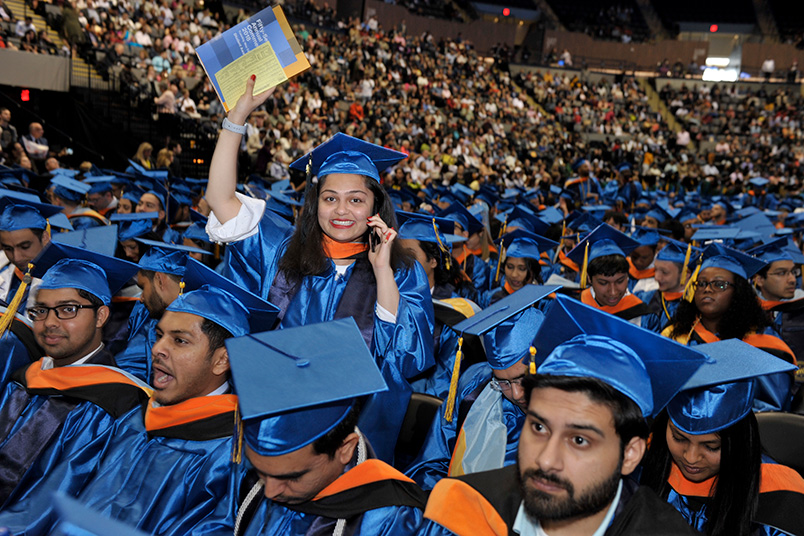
[222,117,247,135]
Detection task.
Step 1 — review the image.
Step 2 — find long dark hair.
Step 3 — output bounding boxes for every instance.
[277,175,411,281]
[419,240,473,291]
[640,411,761,536]
[504,256,544,285]
[668,273,771,340]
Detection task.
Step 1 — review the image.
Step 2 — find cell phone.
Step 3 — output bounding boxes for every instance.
[367,208,381,252]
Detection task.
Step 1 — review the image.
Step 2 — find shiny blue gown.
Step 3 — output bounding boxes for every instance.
[405,363,525,491]
[111,302,156,382]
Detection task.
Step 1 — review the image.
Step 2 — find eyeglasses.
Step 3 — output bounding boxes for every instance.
[768,269,801,278]
[693,280,733,292]
[490,375,525,392]
[28,304,99,321]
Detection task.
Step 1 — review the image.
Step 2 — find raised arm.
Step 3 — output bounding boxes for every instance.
[206,75,274,224]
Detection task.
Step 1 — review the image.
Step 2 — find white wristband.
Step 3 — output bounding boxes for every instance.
[222,117,247,135]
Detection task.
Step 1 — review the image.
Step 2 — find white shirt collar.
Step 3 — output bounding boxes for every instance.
[40,343,105,370]
[513,479,623,536]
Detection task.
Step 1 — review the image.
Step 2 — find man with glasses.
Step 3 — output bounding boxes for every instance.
[0,255,150,512]
[407,287,552,491]
[749,239,804,382]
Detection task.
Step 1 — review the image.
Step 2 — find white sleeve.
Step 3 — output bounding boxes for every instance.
[375,302,397,324]
[205,192,266,243]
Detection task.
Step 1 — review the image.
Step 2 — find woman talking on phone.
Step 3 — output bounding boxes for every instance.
[205,76,435,460]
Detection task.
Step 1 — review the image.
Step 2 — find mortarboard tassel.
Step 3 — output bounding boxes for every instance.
[552,221,566,264]
[495,245,506,283]
[0,262,34,338]
[579,241,590,288]
[682,261,701,303]
[498,220,507,240]
[232,401,244,464]
[432,218,452,271]
[529,346,537,374]
[680,243,692,285]
[44,219,51,238]
[178,280,186,296]
[443,336,463,422]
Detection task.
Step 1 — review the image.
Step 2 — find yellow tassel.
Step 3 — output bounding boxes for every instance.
[0,262,34,338]
[498,220,507,240]
[45,219,51,237]
[232,402,244,463]
[495,245,505,283]
[528,346,537,374]
[432,218,452,271]
[579,241,590,288]
[682,261,701,303]
[680,243,692,285]
[443,336,463,422]
[179,280,186,296]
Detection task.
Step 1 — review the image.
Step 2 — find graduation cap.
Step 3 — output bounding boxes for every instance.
[533,295,708,418]
[643,206,671,224]
[52,494,149,536]
[698,242,767,280]
[439,201,484,236]
[122,187,144,205]
[656,239,701,281]
[748,177,770,188]
[690,226,740,242]
[110,212,160,242]
[288,132,406,183]
[631,228,662,247]
[747,237,804,265]
[48,212,74,232]
[31,242,139,306]
[0,191,64,232]
[137,242,193,277]
[538,206,564,225]
[566,224,640,287]
[668,340,797,434]
[438,285,559,421]
[450,182,475,203]
[182,222,212,244]
[497,206,550,236]
[181,258,278,332]
[84,176,116,194]
[126,159,169,181]
[733,212,777,244]
[166,284,252,340]
[228,317,388,457]
[50,175,90,203]
[52,225,120,258]
[499,229,558,262]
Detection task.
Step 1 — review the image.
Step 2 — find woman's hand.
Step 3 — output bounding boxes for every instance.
[227,75,275,125]
[367,214,396,271]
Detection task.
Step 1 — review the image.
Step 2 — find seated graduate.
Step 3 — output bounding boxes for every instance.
[229,318,427,535]
[418,295,706,536]
[406,286,556,491]
[0,285,275,534]
[627,227,660,295]
[49,175,107,230]
[567,223,652,325]
[205,77,434,462]
[639,239,700,334]
[439,201,496,298]
[749,238,804,379]
[640,339,804,536]
[480,229,557,308]
[662,243,797,412]
[0,248,150,521]
[397,213,483,400]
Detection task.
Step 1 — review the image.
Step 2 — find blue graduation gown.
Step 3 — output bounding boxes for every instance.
[112,301,156,382]
[220,207,435,462]
[0,331,34,393]
[405,364,525,491]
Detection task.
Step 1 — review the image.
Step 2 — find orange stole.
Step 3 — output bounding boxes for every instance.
[424,478,508,536]
[692,324,796,365]
[627,258,655,279]
[144,394,237,432]
[321,236,369,259]
[25,359,151,394]
[580,288,645,315]
[668,461,804,497]
[313,459,415,501]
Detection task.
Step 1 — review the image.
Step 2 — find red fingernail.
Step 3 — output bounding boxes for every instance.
[251,74,256,81]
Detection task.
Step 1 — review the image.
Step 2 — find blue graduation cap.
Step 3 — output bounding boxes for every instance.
[84,176,116,194]
[288,133,406,183]
[566,224,640,284]
[698,242,767,280]
[439,201,484,236]
[451,182,475,203]
[52,225,120,258]
[747,237,804,265]
[498,205,550,236]
[0,196,63,232]
[166,285,251,338]
[50,168,80,178]
[50,175,91,203]
[398,216,463,246]
[137,243,192,277]
[668,340,797,434]
[135,237,208,256]
[52,494,148,536]
[181,258,278,332]
[228,318,388,456]
[31,242,139,305]
[48,212,73,232]
[631,227,661,247]
[533,295,708,418]
[733,212,777,244]
[644,206,671,224]
[111,212,160,242]
[499,229,558,262]
[127,159,169,181]
[656,238,701,267]
[538,206,564,225]
[748,177,769,188]
[122,188,143,205]
[182,222,212,244]
[690,226,740,242]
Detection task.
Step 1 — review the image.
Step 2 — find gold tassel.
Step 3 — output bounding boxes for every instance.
[495,245,505,283]
[528,346,537,374]
[179,280,186,296]
[45,219,51,237]
[0,262,34,338]
[232,402,244,463]
[432,218,452,271]
[579,241,590,288]
[682,261,701,303]
[498,220,507,240]
[680,243,692,285]
[443,336,463,422]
